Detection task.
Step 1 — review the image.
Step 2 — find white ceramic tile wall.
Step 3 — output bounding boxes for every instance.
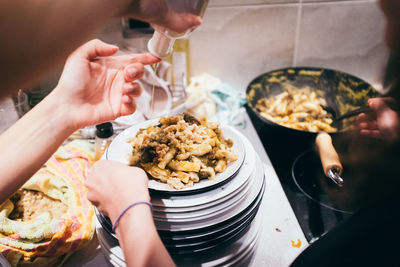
[94,0,388,92]
[189,0,388,91]
[295,0,388,87]
[190,5,298,91]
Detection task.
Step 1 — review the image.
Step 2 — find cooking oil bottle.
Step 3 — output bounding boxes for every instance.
[169,38,190,107]
[146,0,208,110]
[147,0,208,58]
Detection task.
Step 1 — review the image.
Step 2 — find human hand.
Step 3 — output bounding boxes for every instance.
[357,97,400,141]
[85,160,150,223]
[48,39,160,129]
[123,0,202,34]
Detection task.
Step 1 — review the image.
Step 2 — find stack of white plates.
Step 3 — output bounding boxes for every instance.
[96,121,265,266]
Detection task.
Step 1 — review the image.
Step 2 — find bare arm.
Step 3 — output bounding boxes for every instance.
[0,93,74,202]
[0,0,129,99]
[0,0,201,99]
[0,40,160,203]
[86,161,175,267]
[116,205,175,267]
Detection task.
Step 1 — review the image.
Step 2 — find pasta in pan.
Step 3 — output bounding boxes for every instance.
[255,85,337,133]
[127,114,238,190]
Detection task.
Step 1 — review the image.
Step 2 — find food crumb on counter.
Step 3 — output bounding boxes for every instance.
[275,228,282,232]
[291,238,302,248]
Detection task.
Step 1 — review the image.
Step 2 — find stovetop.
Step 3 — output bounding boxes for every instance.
[247,109,352,243]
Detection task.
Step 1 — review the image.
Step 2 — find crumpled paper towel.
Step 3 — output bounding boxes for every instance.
[186,73,247,128]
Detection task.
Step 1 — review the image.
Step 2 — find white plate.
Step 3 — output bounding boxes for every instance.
[152,176,252,221]
[149,131,256,209]
[106,119,246,194]
[153,156,265,231]
[96,206,262,267]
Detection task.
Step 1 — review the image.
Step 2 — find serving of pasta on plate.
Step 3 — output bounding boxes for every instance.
[126,114,239,190]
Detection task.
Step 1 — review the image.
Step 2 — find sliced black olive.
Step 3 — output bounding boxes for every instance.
[199,170,211,180]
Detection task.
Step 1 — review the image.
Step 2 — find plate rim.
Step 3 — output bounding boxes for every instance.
[106,118,246,195]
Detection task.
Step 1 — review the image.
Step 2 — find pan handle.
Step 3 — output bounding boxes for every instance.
[316,132,344,186]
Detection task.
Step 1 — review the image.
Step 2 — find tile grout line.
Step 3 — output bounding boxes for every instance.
[292,1,303,67]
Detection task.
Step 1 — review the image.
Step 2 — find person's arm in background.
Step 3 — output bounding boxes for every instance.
[0,0,201,99]
[0,39,160,203]
[85,160,176,267]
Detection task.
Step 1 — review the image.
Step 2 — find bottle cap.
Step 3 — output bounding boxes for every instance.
[96,122,114,138]
[147,31,175,58]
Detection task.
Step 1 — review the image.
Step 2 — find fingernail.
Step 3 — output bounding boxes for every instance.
[127,68,137,78]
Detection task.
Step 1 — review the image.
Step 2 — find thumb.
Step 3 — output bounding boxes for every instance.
[82,39,119,60]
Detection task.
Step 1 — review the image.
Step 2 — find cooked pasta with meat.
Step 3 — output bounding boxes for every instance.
[255,86,337,132]
[127,114,238,189]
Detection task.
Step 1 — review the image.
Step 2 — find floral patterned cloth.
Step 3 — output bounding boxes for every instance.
[0,140,95,267]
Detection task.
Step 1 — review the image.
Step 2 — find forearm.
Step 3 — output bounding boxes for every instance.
[0,0,131,99]
[115,206,175,267]
[0,90,75,202]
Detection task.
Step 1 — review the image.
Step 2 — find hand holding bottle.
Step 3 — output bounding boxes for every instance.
[123,0,204,35]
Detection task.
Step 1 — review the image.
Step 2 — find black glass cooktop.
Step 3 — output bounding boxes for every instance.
[247,109,353,243]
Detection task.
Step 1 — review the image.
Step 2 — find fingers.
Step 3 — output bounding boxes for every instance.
[117,53,161,66]
[360,129,382,139]
[121,82,141,116]
[368,98,389,112]
[124,63,144,81]
[82,39,119,60]
[368,97,395,105]
[120,96,137,116]
[357,112,368,122]
[123,82,142,97]
[358,120,378,130]
[136,53,162,65]
[357,112,376,125]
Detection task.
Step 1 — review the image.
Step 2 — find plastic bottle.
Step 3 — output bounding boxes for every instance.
[94,122,114,161]
[147,0,209,58]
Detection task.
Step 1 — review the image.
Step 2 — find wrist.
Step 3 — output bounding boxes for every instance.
[109,194,151,221]
[114,204,155,239]
[46,85,87,131]
[111,201,153,232]
[37,91,78,135]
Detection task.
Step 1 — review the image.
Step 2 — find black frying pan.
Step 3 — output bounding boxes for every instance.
[246,67,379,135]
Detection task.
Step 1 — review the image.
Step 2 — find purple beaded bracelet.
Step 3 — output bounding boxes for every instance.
[112,201,153,233]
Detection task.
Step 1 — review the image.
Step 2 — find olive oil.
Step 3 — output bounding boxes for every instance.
[168,38,190,107]
[150,63,159,115]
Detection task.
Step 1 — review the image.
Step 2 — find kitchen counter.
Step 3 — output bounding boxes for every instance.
[64,112,308,267]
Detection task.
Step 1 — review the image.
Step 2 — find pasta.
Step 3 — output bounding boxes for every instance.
[127,114,238,189]
[255,85,337,132]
